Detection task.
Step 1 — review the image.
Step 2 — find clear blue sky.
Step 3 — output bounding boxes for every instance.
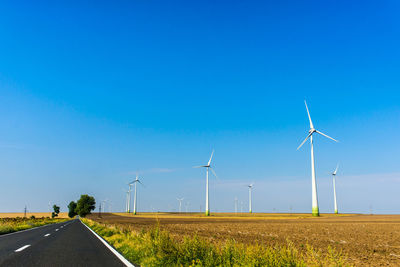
[0,1,399,214]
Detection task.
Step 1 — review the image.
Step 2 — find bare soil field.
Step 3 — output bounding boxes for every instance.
[0,212,69,218]
[88,212,400,266]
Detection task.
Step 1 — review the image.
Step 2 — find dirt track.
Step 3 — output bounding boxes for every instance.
[88,213,400,266]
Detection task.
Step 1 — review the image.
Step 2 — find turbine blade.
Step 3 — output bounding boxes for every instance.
[297,132,312,150]
[193,165,206,168]
[333,163,339,175]
[304,100,314,129]
[207,150,214,166]
[210,167,219,180]
[316,130,338,142]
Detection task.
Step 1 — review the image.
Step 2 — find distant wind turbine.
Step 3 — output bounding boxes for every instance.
[332,164,339,214]
[177,198,184,213]
[234,197,238,214]
[132,173,144,215]
[193,150,218,216]
[127,181,134,213]
[185,201,189,213]
[248,184,254,213]
[297,101,338,216]
[125,190,130,213]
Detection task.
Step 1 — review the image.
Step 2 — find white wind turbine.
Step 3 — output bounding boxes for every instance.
[332,164,339,214]
[248,183,254,213]
[127,181,135,213]
[177,198,184,213]
[297,101,338,217]
[132,173,144,215]
[234,197,238,214]
[194,150,218,216]
[123,188,130,213]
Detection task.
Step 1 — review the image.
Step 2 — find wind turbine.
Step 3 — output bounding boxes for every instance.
[193,150,218,216]
[185,201,189,213]
[127,182,134,213]
[234,197,238,214]
[132,173,144,215]
[332,164,339,214]
[124,189,130,213]
[102,199,108,213]
[297,101,338,216]
[248,183,254,213]
[177,198,184,213]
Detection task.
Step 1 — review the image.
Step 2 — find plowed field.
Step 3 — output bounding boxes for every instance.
[88,212,400,266]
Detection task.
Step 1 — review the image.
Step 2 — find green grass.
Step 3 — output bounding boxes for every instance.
[82,218,350,267]
[0,217,69,235]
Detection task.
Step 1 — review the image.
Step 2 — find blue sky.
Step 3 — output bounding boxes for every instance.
[0,1,399,214]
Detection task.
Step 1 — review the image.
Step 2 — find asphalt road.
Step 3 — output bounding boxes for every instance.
[0,219,128,267]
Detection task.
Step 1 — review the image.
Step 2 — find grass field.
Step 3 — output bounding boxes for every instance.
[0,212,69,218]
[0,217,69,235]
[85,212,400,266]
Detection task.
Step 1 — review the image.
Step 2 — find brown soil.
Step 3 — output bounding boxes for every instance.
[88,212,400,266]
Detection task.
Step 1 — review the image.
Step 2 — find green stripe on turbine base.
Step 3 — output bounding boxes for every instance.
[249,210,252,213]
[312,207,320,217]
[133,211,137,215]
[334,210,338,214]
[205,210,210,216]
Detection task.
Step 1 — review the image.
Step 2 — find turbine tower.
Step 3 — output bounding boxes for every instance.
[124,189,130,213]
[248,184,254,213]
[177,198,184,213]
[234,197,238,214]
[194,150,218,216]
[297,101,338,217]
[332,164,339,214]
[127,182,134,213]
[132,173,144,215]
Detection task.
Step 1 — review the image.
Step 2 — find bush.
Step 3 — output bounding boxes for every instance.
[76,195,96,217]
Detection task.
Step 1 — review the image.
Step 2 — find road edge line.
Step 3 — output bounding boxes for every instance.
[80,219,135,267]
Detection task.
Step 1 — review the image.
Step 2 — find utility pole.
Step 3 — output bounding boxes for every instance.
[99,203,102,218]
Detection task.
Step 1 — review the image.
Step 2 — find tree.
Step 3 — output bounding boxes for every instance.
[68,201,77,218]
[76,194,96,217]
[52,204,60,218]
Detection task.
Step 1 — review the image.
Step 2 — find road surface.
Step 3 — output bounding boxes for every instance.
[0,219,130,266]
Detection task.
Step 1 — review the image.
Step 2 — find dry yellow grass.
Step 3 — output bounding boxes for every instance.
[0,212,69,218]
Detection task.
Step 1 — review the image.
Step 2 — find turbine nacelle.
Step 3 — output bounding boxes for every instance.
[297,101,338,150]
[332,164,339,176]
[193,150,218,179]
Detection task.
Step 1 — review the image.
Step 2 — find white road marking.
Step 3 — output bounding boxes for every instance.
[80,219,135,267]
[15,245,31,252]
[55,229,59,231]
[44,234,50,237]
